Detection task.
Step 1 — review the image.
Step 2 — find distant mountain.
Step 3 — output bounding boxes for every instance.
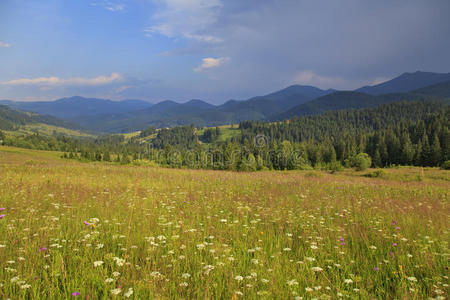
[263,85,335,101]
[180,85,335,127]
[356,71,450,95]
[274,90,441,120]
[67,85,333,132]
[412,80,450,99]
[0,96,153,119]
[0,105,84,131]
[217,85,333,117]
[184,99,217,110]
[72,99,217,133]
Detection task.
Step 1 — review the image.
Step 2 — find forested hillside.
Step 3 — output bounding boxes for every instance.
[274,91,441,120]
[238,100,448,168]
[2,100,447,171]
[0,105,83,131]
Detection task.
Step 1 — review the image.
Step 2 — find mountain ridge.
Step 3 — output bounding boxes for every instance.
[0,96,154,119]
[356,71,450,95]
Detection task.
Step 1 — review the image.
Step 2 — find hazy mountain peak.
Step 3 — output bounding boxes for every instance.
[263,84,332,100]
[183,99,216,109]
[357,71,450,95]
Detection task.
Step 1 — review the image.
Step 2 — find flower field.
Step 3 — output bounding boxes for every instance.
[0,146,448,299]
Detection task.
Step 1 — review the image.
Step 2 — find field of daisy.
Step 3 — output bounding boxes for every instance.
[0,146,448,299]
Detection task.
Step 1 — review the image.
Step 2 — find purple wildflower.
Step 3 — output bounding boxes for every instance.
[0,214,5,219]
[374,267,380,271]
[84,221,91,226]
[393,243,398,246]
[39,247,48,252]
[0,208,5,211]
[72,292,81,297]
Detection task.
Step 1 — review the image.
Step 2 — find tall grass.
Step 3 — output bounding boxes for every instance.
[0,146,448,299]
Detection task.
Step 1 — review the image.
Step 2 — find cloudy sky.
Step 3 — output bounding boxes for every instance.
[1,0,449,103]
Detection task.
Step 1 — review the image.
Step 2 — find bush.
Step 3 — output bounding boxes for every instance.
[351,153,372,171]
[441,160,450,170]
[239,154,257,171]
[364,169,386,178]
[328,161,344,173]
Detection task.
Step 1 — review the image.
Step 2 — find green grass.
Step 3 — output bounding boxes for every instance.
[346,167,450,183]
[0,146,448,299]
[121,131,141,141]
[196,125,241,144]
[216,126,241,142]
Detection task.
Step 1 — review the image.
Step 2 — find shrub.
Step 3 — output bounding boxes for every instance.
[441,160,450,170]
[328,161,344,173]
[364,169,386,178]
[351,153,372,171]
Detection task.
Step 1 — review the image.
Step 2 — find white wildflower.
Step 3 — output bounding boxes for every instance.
[110,288,122,295]
[93,261,104,267]
[287,279,298,286]
[124,288,133,298]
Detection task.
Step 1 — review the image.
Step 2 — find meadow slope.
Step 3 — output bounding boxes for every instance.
[0,146,448,299]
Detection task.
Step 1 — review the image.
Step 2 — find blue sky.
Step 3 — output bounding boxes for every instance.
[1,0,450,103]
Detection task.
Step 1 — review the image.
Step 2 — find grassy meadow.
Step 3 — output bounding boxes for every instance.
[4,124,95,139]
[0,146,448,299]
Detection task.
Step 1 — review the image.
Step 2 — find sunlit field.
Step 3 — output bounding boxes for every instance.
[0,146,448,299]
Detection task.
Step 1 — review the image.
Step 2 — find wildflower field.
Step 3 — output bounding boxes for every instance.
[0,146,448,299]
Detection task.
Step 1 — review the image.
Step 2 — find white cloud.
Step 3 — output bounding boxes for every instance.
[292,71,349,89]
[91,1,125,12]
[0,42,11,48]
[185,33,223,44]
[115,85,131,93]
[292,71,393,90]
[194,57,229,72]
[146,0,223,43]
[369,77,391,86]
[1,73,124,87]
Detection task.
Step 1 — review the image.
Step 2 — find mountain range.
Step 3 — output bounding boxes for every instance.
[356,71,450,95]
[1,71,449,133]
[0,96,153,119]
